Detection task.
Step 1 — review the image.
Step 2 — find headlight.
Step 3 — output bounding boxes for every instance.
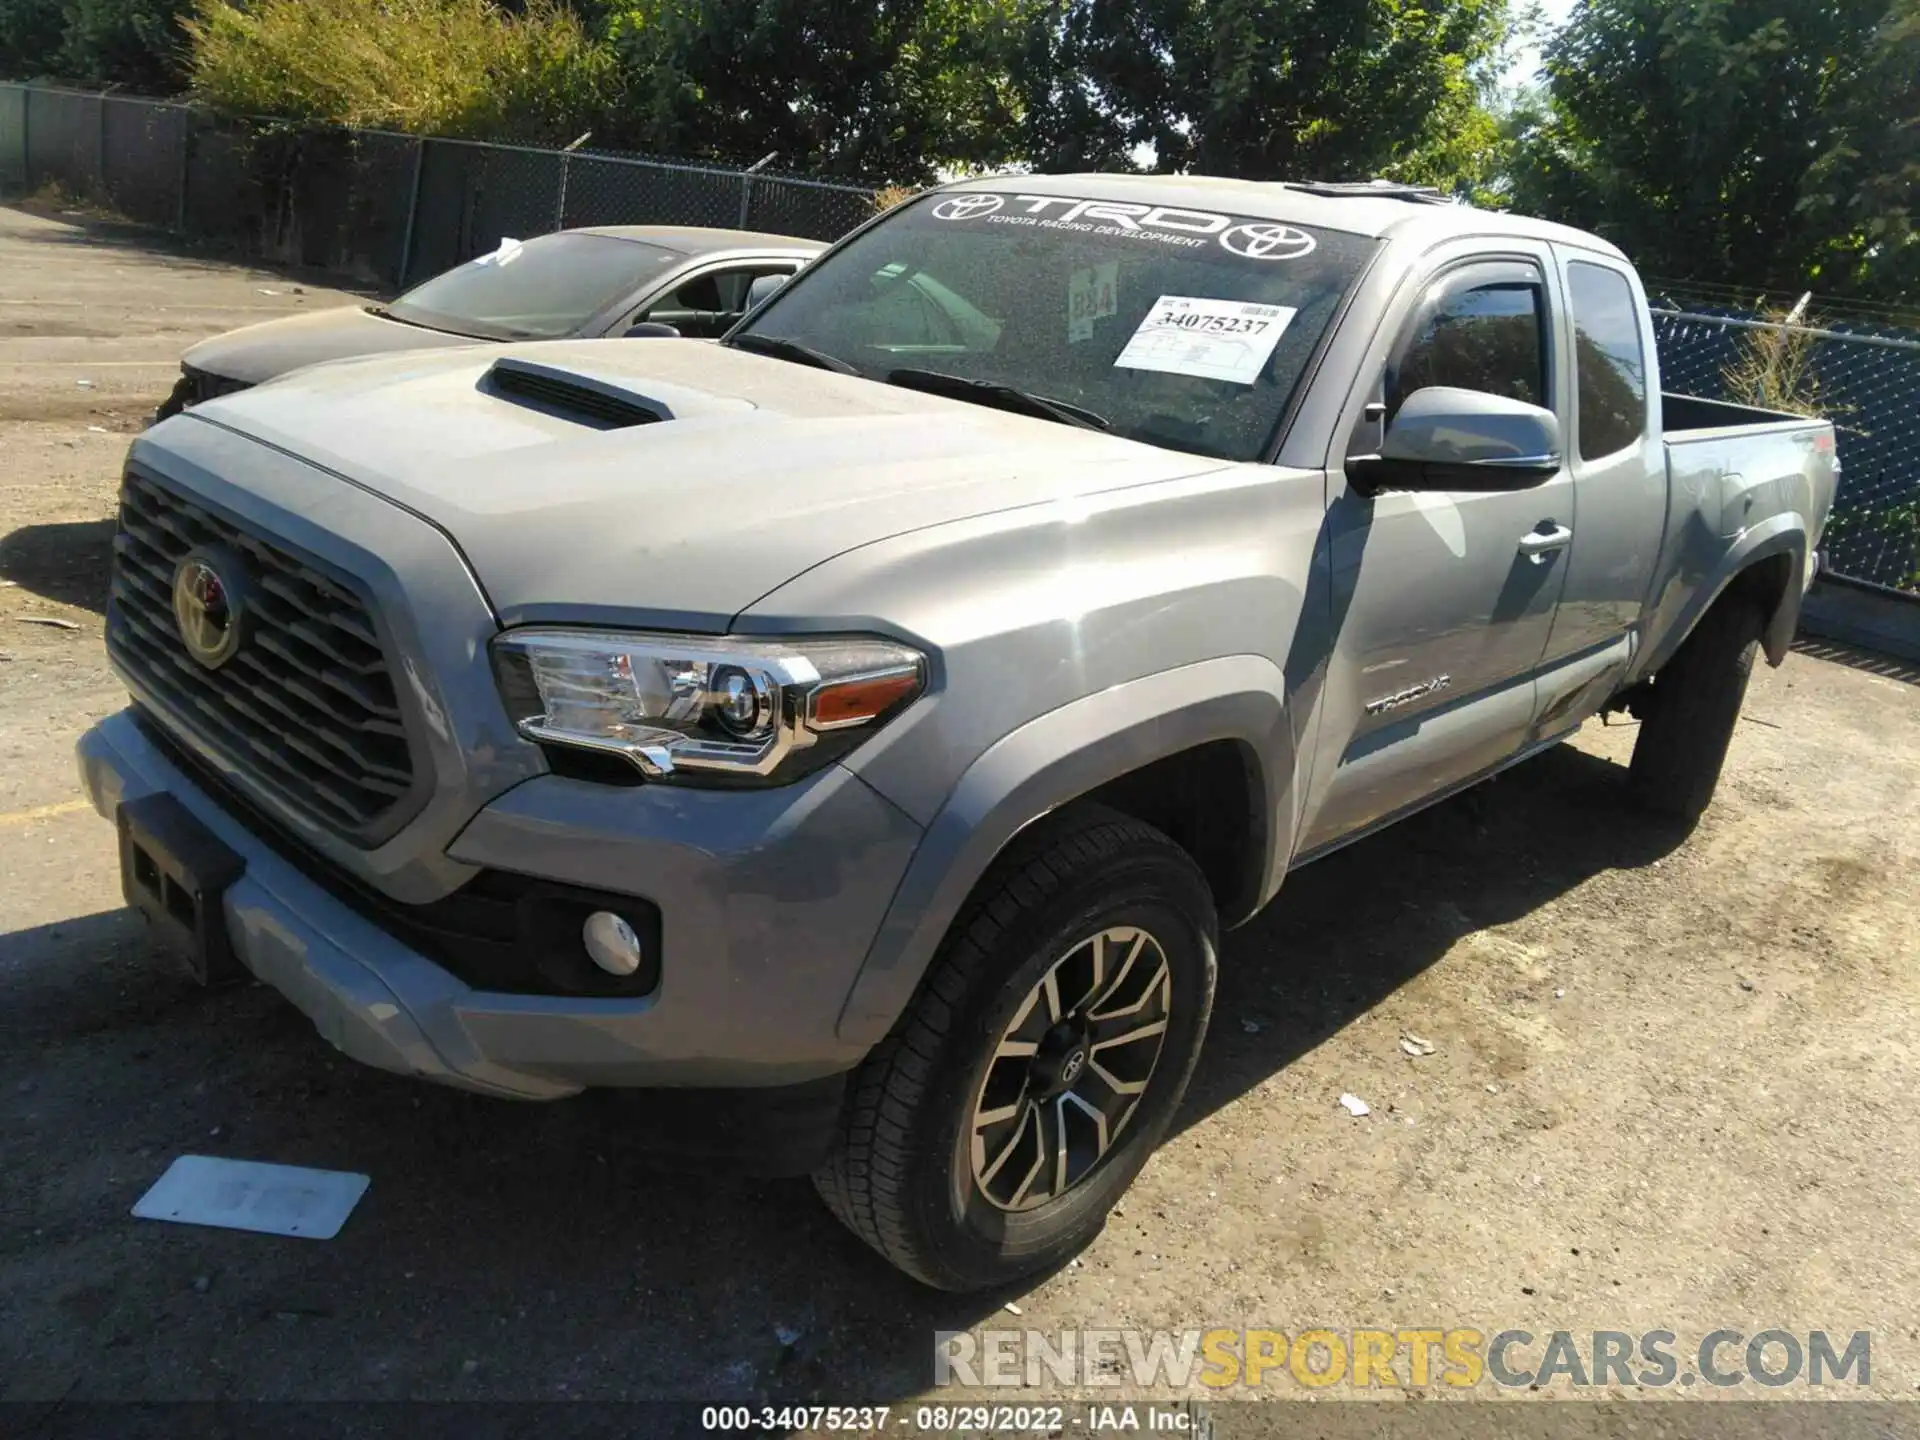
[491,628,925,784]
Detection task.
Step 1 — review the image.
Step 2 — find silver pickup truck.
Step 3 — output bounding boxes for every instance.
[78,175,1836,1290]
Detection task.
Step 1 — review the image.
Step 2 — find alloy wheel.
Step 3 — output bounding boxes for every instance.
[968,925,1173,1211]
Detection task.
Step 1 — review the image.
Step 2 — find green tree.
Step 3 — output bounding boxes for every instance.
[186,0,613,141]
[1013,0,1513,192]
[603,0,1029,181]
[0,0,194,90]
[59,0,194,91]
[1506,0,1920,303]
[0,0,68,79]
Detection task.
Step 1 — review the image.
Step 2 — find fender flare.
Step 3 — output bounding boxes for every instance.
[1637,513,1811,680]
[834,654,1291,1047]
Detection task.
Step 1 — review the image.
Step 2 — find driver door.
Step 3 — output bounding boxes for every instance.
[1295,250,1576,857]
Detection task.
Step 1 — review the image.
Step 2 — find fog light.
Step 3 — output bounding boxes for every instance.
[582,910,644,977]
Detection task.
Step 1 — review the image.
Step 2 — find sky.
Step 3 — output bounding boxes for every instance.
[1504,0,1580,91]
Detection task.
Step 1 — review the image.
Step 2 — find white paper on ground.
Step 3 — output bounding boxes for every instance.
[1113,295,1297,384]
[132,1155,370,1240]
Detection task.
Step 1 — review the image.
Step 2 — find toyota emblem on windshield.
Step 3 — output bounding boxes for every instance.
[1219,223,1316,260]
[931,194,1005,221]
[171,551,246,670]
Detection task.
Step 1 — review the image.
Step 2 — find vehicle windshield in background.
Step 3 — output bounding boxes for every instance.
[732,192,1378,460]
[383,233,680,340]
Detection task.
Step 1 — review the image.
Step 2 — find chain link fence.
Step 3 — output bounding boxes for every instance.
[1653,303,1920,592]
[0,82,879,289]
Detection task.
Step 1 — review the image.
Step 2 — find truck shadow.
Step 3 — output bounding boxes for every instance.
[1176,739,1687,1135]
[0,740,1682,1409]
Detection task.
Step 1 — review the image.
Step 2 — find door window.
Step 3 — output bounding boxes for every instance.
[1565,261,1648,459]
[642,264,798,338]
[1387,275,1547,419]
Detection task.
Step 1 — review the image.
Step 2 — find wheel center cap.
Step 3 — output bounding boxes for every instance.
[1056,1046,1087,1087]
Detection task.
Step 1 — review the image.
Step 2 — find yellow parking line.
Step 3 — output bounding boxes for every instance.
[0,798,90,826]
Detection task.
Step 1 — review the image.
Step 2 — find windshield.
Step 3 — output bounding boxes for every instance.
[731,191,1377,460]
[385,233,680,340]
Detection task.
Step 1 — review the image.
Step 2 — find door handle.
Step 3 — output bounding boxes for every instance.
[1518,523,1573,562]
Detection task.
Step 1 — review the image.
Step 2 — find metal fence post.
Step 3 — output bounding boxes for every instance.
[739,151,777,228]
[16,85,28,191]
[96,92,108,201]
[176,109,191,233]
[397,136,425,286]
[553,131,591,232]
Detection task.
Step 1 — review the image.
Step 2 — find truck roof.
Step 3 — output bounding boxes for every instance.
[943,172,1628,262]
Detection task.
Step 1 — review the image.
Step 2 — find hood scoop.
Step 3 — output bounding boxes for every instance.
[482,356,675,429]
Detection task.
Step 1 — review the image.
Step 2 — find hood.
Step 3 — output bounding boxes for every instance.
[165,338,1230,629]
[182,305,489,385]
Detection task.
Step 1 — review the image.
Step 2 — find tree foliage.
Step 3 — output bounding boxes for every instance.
[601,0,1028,181]
[184,0,614,141]
[0,0,67,81]
[0,0,193,91]
[1505,0,1920,303]
[1013,0,1513,191]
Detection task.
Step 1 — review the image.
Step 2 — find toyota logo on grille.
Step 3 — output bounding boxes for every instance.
[931,194,1004,221]
[1219,223,1316,260]
[171,551,246,670]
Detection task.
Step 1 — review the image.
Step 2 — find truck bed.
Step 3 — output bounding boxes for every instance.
[1633,393,1840,681]
[1661,390,1828,442]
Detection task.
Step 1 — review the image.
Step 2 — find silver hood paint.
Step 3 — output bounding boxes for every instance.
[176,338,1231,629]
[181,305,489,384]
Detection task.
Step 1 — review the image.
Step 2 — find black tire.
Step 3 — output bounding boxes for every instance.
[152,373,192,426]
[1627,597,1764,823]
[814,806,1217,1291]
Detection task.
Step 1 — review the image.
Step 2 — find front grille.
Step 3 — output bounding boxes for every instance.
[108,469,418,838]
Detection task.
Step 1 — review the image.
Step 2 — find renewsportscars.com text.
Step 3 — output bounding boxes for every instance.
[936,1327,1872,1391]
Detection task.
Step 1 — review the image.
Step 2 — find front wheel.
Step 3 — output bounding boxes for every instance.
[813,807,1217,1291]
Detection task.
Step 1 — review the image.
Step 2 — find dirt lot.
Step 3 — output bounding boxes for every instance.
[2,202,1919,1418]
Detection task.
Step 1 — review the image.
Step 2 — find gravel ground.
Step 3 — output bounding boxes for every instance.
[2,202,1918,1418]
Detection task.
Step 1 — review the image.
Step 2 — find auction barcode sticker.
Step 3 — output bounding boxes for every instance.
[1114,295,1296,384]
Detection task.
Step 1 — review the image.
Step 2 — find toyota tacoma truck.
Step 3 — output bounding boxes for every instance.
[77,175,1837,1291]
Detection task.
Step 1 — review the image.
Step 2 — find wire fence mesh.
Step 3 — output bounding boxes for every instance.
[1653,308,1920,591]
[0,82,879,290]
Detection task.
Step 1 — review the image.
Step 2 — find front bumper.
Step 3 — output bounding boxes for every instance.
[78,709,922,1101]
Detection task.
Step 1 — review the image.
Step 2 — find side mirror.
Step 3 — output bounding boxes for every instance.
[1348,386,1562,495]
[746,274,788,309]
[623,320,681,339]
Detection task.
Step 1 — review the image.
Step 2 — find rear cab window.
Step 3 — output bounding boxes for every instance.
[1565,261,1649,459]
[733,191,1379,461]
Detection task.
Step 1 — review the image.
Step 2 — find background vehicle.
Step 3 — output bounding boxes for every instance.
[155,225,824,416]
[79,175,1835,1292]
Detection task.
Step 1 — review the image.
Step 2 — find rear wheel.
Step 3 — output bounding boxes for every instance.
[814,807,1216,1291]
[1627,598,1764,823]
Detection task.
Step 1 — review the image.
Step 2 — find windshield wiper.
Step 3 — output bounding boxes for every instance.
[727,332,859,375]
[885,369,1110,432]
